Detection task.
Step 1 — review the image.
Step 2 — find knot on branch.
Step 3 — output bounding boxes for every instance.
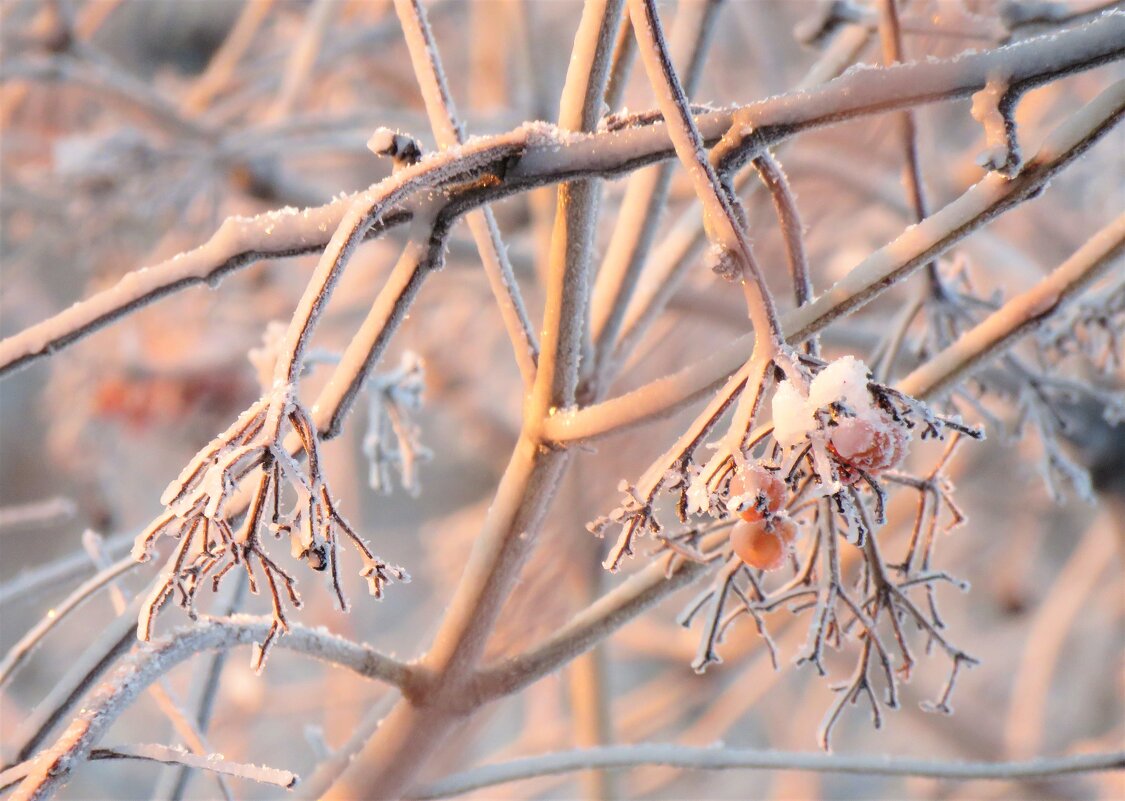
[367,128,424,170]
[970,79,1022,176]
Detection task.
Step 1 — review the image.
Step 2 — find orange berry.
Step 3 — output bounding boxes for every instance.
[728,465,787,522]
[730,517,796,571]
[827,414,909,484]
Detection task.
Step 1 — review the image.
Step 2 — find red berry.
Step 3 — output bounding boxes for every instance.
[730,517,797,571]
[827,414,909,483]
[728,465,787,522]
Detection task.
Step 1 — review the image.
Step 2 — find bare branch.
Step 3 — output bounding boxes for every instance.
[408,746,1125,799]
[899,211,1125,399]
[547,78,1125,443]
[9,617,415,799]
[0,555,138,687]
[392,0,539,387]
[4,13,1121,377]
[0,742,297,794]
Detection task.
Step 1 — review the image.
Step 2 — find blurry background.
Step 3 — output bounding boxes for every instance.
[0,1,1122,798]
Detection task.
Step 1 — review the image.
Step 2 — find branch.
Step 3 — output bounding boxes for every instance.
[4,12,1121,377]
[751,151,815,321]
[407,746,1125,799]
[627,0,782,349]
[0,555,138,687]
[899,211,1125,399]
[9,617,415,800]
[473,531,726,702]
[392,0,539,387]
[0,742,297,794]
[589,0,723,389]
[7,597,144,765]
[876,0,941,290]
[494,217,1125,719]
[0,531,133,607]
[611,24,873,370]
[318,5,626,798]
[545,77,1125,443]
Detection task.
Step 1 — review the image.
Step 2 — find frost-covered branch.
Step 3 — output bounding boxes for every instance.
[316,5,627,798]
[4,12,1121,377]
[899,211,1125,399]
[9,617,414,800]
[472,530,727,702]
[0,742,297,794]
[588,0,723,390]
[392,0,539,387]
[628,0,783,350]
[408,746,1125,799]
[751,152,814,319]
[546,76,1125,444]
[0,555,138,687]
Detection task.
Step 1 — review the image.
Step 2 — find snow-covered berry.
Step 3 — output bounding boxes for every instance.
[728,465,787,522]
[730,517,797,571]
[828,412,909,483]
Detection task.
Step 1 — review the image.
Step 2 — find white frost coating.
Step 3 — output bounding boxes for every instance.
[971,78,1015,172]
[367,126,402,155]
[806,356,872,414]
[771,380,808,449]
[771,356,876,449]
[685,472,712,515]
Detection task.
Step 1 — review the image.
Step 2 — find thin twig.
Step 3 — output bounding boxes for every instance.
[0,557,138,687]
[9,617,415,799]
[0,742,297,794]
[392,0,539,387]
[407,745,1125,799]
[589,0,724,391]
[627,0,782,351]
[900,210,1125,399]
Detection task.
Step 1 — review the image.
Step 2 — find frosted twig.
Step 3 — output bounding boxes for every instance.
[0,742,297,793]
[407,746,1125,799]
[8,616,414,799]
[9,598,143,764]
[0,497,76,530]
[971,78,1022,175]
[751,151,816,353]
[1000,0,1124,38]
[593,357,757,571]
[0,557,138,687]
[875,0,944,296]
[589,0,723,391]
[393,0,539,387]
[899,211,1125,400]
[628,0,783,352]
[611,23,873,370]
[473,529,727,702]
[363,353,430,495]
[319,5,628,796]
